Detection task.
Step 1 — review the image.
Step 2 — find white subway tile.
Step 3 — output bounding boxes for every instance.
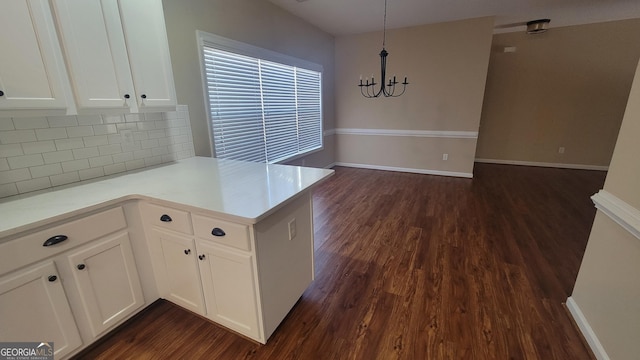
[0,144,24,157]
[108,134,123,144]
[47,115,78,128]
[125,114,141,123]
[93,124,117,135]
[133,149,152,159]
[162,111,178,120]
[133,131,148,141]
[89,155,113,168]
[116,123,137,131]
[176,104,188,112]
[0,130,37,144]
[13,117,49,129]
[30,163,63,178]
[0,118,15,131]
[104,163,126,175]
[140,139,159,149]
[176,150,193,160]
[16,177,51,193]
[77,115,103,126]
[168,119,187,128]
[137,121,156,131]
[0,158,8,171]
[165,127,180,137]
[67,126,94,138]
[148,129,165,139]
[162,154,177,163]
[0,183,18,198]
[0,168,31,184]
[43,150,74,164]
[21,141,56,154]
[121,141,141,152]
[98,144,122,155]
[112,152,134,164]
[50,171,80,187]
[144,156,162,167]
[36,128,67,141]
[8,154,44,169]
[125,159,145,171]
[102,114,125,124]
[61,159,90,172]
[79,167,105,181]
[158,137,171,147]
[154,119,169,129]
[72,147,100,159]
[152,146,168,156]
[55,138,85,150]
[83,135,109,147]
[144,112,163,121]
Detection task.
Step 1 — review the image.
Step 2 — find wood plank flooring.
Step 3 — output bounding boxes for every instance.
[75,163,605,360]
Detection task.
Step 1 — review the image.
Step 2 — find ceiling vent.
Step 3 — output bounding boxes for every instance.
[526,19,550,34]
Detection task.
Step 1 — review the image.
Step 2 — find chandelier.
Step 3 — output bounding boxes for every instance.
[358,0,408,98]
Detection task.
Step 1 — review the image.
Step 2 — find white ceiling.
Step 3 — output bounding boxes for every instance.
[268,0,640,36]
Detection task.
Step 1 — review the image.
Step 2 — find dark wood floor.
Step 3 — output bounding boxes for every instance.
[76,163,606,360]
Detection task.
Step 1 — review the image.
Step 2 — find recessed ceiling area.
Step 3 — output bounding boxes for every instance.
[268,0,640,35]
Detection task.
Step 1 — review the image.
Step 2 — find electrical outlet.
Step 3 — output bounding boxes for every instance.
[288,218,296,240]
[442,153,448,161]
[558,147,565,154]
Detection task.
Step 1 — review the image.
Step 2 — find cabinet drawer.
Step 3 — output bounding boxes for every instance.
[143,203,192,234]
[192,214,251,251]
[0,206,126,275]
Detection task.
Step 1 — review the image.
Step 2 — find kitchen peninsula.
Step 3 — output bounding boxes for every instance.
[0,157,333,358]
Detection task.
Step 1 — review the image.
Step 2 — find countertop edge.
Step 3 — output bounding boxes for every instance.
[0,161,335,240]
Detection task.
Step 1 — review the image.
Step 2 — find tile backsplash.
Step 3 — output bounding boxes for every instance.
[0,105,195,198]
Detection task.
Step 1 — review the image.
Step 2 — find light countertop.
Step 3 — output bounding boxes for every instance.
[0,157,334,238]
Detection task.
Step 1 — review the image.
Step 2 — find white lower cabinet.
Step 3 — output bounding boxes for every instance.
[148,228,205,314]
[0,206,147,359]
[197,239,260,339]
[66,231,144,338]
[0,261,82,359]
[144,195,314,344]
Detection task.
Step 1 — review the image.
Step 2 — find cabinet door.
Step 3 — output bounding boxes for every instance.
[67,232,143,338]
[197,240,261,340]
[149,229,205,314]
[0,261,82,358]
[0,0,69,110]
[52,0,136,111]
[119,0,176,109]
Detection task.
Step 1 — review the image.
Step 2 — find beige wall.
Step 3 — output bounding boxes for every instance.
[476,19,640,167]
[161,0,335,168]
[571,59,640,359]
[334,17,494,176]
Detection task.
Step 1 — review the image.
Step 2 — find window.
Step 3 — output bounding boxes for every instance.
[199,33,323,164]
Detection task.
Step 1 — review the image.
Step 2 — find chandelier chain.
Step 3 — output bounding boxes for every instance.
[383,0,387,48]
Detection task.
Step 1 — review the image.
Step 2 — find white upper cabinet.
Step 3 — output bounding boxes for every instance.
[53,0,177,112]
[119,0,177,110]
[0,0,70,111]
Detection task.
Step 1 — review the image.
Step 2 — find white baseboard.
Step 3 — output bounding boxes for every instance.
[566,296,610,360]
[474,158,609,171]
[334,162,473,178]
[324,162,336,169]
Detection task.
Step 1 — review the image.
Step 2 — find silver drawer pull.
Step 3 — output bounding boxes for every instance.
[43,235,68,247]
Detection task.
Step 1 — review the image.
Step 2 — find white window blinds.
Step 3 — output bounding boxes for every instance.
[203,46,322,163]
